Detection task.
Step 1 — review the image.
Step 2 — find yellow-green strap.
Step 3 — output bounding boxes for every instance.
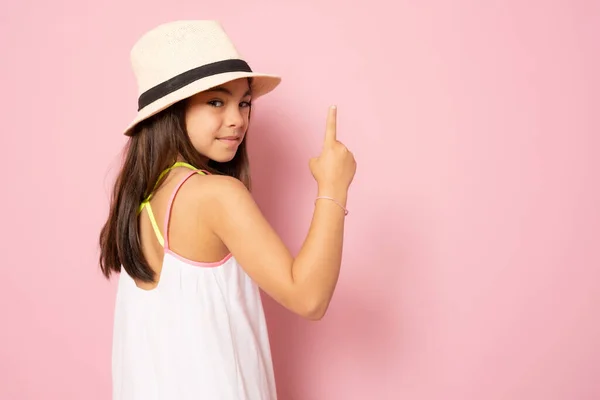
[138,161,199,246]
[138,162,198,214]
[145,203,165,247]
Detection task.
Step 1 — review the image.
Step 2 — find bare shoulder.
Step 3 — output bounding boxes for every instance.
[185,173,251,203]
[186,173,268,234]
[157,171,246,212]
[176,173,256,220]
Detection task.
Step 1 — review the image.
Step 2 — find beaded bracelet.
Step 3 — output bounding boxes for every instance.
[315,196,349,216]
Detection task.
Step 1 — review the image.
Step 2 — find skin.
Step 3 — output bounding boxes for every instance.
[138,78,356,320]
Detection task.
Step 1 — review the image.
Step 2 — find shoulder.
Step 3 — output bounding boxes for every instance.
[176,173,257,230]
[179,172,252,207]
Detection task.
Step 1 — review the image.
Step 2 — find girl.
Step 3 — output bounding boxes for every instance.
[99,20,356,399]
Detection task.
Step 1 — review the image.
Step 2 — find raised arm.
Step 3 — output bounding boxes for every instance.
[207,106,356,320]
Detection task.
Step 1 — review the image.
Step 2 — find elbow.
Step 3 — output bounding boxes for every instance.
[286,283,332,320]
[304,308,326,321]
[298,298,330,321]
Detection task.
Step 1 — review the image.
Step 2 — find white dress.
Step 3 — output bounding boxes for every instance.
[111,167,277,399]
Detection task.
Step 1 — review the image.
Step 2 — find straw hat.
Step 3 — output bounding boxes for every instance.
[123,20,281,136]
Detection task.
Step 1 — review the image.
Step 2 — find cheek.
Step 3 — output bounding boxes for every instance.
[188,128,218,151]
[186,110,220,139]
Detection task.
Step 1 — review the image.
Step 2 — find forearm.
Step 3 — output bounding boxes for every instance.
[291,188,348,318]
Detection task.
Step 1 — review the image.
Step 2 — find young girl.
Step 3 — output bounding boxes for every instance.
[99,20,356,399]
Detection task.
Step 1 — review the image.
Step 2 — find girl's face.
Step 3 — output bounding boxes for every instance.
[185,78,252,163]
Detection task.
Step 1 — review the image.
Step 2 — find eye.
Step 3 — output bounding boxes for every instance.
[240,101,252,108]
[208,100,224,107]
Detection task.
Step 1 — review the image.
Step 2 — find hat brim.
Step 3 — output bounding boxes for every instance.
[123,71,281,136]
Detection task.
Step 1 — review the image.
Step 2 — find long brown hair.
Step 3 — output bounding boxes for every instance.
[99,96,252,282]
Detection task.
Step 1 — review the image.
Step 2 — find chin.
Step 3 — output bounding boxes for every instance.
[210,152,237,164]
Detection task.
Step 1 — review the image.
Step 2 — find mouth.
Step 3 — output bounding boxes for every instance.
[218,136,242,146]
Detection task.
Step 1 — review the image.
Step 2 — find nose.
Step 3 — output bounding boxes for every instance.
[225,104,245,128]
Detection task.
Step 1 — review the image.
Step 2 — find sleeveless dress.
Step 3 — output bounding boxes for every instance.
[111,162,278,400]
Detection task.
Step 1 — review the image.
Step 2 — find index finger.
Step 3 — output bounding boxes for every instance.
[324,105,337,146]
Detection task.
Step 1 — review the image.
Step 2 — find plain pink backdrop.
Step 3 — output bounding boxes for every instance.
[1,0,598,399]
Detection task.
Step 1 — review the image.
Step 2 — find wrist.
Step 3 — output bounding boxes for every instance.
[314,195,349,216]
[316,185,348,207]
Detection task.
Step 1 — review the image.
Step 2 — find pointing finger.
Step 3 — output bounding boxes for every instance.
[324,105,337,146]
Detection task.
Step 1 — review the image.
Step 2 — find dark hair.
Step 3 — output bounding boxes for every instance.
[98,95,252,283]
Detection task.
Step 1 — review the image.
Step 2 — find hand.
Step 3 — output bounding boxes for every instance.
[309,106,356,198]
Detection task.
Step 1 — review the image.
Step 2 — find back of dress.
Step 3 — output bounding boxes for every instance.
[111,167,277,400]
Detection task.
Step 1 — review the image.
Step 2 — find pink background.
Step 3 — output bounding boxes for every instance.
[1,0,599,399]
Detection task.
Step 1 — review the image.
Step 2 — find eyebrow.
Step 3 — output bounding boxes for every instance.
[206,86,252,97]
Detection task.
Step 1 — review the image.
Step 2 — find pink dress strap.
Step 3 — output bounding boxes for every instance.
[163,169,207,251]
